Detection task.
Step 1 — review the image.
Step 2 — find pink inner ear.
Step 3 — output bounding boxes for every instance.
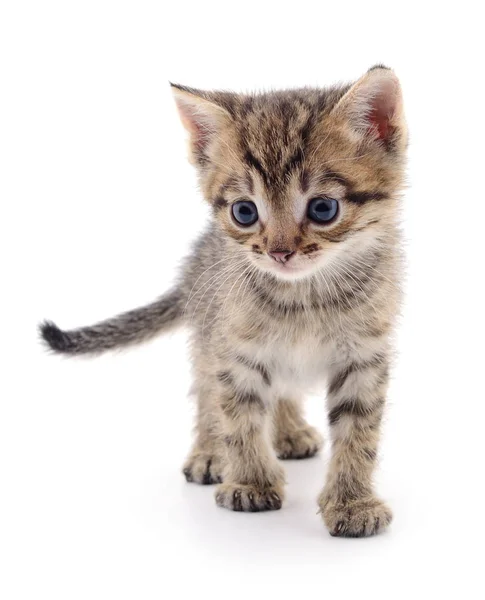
[369,106,390,140]
[190,119,210,153]
[366,79,399,141]
[172,87,232,159]
[175,99,215,153]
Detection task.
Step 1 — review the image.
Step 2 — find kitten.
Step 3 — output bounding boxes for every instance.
[40,65,406,537]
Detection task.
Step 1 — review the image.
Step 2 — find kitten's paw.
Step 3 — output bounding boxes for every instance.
[215,483,284,512]
[275,425,323,459]
[319,494,393,537]
[183,453,223,485]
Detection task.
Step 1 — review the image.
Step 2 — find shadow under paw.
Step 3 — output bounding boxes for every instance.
[215,483,284,512]
[183,454,223,485]
[275,426,323,460]
[320,496,393,538]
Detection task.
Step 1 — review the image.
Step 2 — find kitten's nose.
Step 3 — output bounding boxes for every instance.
[268,250,295,264]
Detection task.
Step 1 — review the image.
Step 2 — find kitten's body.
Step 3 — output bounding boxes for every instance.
[41,66,406,536]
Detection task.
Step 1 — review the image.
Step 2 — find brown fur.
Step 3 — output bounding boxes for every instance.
[175,66,406,533]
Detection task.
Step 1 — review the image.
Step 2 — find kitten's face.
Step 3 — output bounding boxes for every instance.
[172,68,406,282]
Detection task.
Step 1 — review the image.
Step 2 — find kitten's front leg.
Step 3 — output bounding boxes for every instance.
[215,364,285,512]
[319,350,392,537]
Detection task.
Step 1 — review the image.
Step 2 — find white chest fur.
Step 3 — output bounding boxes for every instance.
[241,330,335,398]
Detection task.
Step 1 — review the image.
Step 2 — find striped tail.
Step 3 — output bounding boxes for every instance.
[39,288,184,355]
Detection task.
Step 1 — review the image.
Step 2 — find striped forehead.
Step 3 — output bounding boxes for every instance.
[235,101,316,198]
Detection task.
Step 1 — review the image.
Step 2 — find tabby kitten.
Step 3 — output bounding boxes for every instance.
[41,65,406,537]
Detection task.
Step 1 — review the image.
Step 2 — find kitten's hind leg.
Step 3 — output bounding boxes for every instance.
[274,398,323,460]
[183,386,225,485]
[183,444,224,485]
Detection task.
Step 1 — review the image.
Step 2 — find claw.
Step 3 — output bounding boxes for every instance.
[373,517,380,535]
[248,492,259,512]
[332,521,345,536]
[202,459,213,485]
[233,489,243,511]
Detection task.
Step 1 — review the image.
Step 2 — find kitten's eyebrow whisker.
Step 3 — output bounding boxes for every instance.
[208,128,242,165]
[308,128,334,164]
[194,121,242,168]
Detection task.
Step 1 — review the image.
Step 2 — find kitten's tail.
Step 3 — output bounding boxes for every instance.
[39,288,185,356]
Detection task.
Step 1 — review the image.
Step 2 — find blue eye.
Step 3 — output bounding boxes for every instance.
[232,200,258,226]
[307,197,339,223]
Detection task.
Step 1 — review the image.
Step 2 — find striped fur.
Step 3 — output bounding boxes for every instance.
[40,66,406,537]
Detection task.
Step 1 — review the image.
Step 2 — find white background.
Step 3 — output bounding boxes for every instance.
[1,1,484,598]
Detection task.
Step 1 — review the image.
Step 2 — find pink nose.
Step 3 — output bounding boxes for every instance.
[268,250,295,264]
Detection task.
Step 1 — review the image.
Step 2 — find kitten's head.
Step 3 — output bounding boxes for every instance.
[171,66,406,281]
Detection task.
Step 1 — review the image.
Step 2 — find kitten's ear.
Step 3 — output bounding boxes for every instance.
[170,84,231,161]
[331,66,405,147]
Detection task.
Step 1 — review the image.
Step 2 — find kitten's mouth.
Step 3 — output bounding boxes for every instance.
[271,262,301,273]
[254,255,316,281]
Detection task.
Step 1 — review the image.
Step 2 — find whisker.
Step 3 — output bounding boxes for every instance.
[213,265,254,331]
[183,255,243,313]
[188,261,246,322]
[200,263,250,332]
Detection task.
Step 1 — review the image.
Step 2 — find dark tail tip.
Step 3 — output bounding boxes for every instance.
[39,321,75,353]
